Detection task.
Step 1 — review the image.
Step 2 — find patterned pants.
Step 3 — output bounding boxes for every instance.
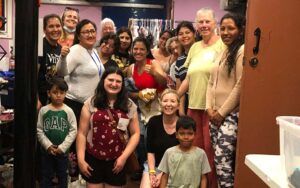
[210,112,238,188]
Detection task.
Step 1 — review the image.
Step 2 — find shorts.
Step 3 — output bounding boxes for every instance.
[81,152,126,186]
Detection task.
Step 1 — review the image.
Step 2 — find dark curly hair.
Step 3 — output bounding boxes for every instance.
[220,13,245,76]
[92,66,128,112]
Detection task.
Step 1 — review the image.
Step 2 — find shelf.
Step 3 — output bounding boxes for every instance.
[245,154,289,188]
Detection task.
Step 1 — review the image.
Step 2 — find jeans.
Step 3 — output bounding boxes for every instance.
[40,151,68,188]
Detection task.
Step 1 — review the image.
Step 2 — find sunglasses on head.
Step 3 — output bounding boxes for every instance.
[64,7,79,13]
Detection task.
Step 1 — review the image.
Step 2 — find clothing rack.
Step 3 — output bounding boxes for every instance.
[128,18,173,47]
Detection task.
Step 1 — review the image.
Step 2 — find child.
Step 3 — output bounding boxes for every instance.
[37,76,77,188]
[158,116,211,188]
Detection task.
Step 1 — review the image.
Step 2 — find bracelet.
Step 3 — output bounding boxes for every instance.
[149,169,156,174]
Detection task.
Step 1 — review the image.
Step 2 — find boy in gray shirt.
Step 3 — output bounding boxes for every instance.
[158,116,211,188]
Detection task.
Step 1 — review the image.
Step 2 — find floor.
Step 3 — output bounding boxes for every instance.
[68,175,140,188]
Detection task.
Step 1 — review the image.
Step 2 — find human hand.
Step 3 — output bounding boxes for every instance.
[47,145,57,156]
[144,63,152,74]
[112,156,126,174]
[212,111,224,127]
[61,46,70,57]
[54,147,64,155]
[78,160,93,178]
[153,172,163,187]
[149,173,157,187]
[206,108,215,120]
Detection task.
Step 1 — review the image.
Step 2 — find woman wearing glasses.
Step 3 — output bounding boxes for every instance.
[59,7,80,47]
[56,19,104,181]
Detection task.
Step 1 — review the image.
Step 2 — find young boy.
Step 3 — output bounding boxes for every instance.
[158,116,211,188]
[37,76,77,188]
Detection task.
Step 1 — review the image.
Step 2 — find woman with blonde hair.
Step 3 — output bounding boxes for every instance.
[140,89,179,188]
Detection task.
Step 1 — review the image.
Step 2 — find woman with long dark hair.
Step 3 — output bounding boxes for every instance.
[206,13,245,187]
[56,19,105,180]
[111,27,133,76]
[77,66,140,187]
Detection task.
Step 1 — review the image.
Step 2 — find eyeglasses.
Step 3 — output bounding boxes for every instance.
[80,29,96,36]
[64,7,79,13]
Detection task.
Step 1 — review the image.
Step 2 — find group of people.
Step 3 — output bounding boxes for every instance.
[36,5,245,188]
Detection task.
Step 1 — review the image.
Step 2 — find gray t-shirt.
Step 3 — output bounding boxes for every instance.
[158,146,211,188]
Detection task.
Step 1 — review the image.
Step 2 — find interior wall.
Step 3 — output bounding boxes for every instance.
[39,4,102,39]
[173,0,226,25]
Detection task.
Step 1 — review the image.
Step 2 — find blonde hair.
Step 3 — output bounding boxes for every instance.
[160,88,180,103]
[165,37,179,54]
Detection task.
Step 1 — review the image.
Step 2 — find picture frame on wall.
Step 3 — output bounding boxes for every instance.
[0,0,12,38]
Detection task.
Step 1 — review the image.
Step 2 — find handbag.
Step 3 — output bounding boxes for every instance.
[106,109,140,173]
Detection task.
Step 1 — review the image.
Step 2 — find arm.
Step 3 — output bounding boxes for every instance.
[76,103,93,177]
[176,78,186,116]
[113,111,140,173]
[206,72,215,120]
[200,174,208,188]
[159,173,168,188]
[56,46,76,76]
[217,47,244,117]
[36,107,53,151]
[150,60,167,87]
[177,76,189,98]
[57,108,78,153]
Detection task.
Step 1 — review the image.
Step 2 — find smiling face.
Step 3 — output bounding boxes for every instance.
[104,73,123,96]
[100,39,115,57]
[168,40,181,58]
[119,32,132,52]
[177,26,195,49]
[161,92,179,115]
[78,23,97,49]
[159,32,172,50]
[102,22,115,36]
[132,41,148,63]
[196,11,216,38]
[44,17,62,45]
[220,18,241,46]
[63,10,79,30]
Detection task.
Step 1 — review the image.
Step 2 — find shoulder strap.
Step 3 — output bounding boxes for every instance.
[106,109,127,144]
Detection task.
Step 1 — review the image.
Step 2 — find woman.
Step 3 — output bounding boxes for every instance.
[151,30,174,73]
[128,36,168,124]
[97,33,118,69]
[174,21,196,116]
[111,27,133,75]
[58,7,79,47]
[177,8,225,188]
[127,37,167,178]
[56,19,104,179]
[140,89,179,188]
[166,37,182,89]
[77,66,140,187]
[206,13,245,188]
[100,18,116,37]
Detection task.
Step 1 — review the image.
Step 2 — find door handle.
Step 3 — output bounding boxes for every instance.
[253,27,261,55]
